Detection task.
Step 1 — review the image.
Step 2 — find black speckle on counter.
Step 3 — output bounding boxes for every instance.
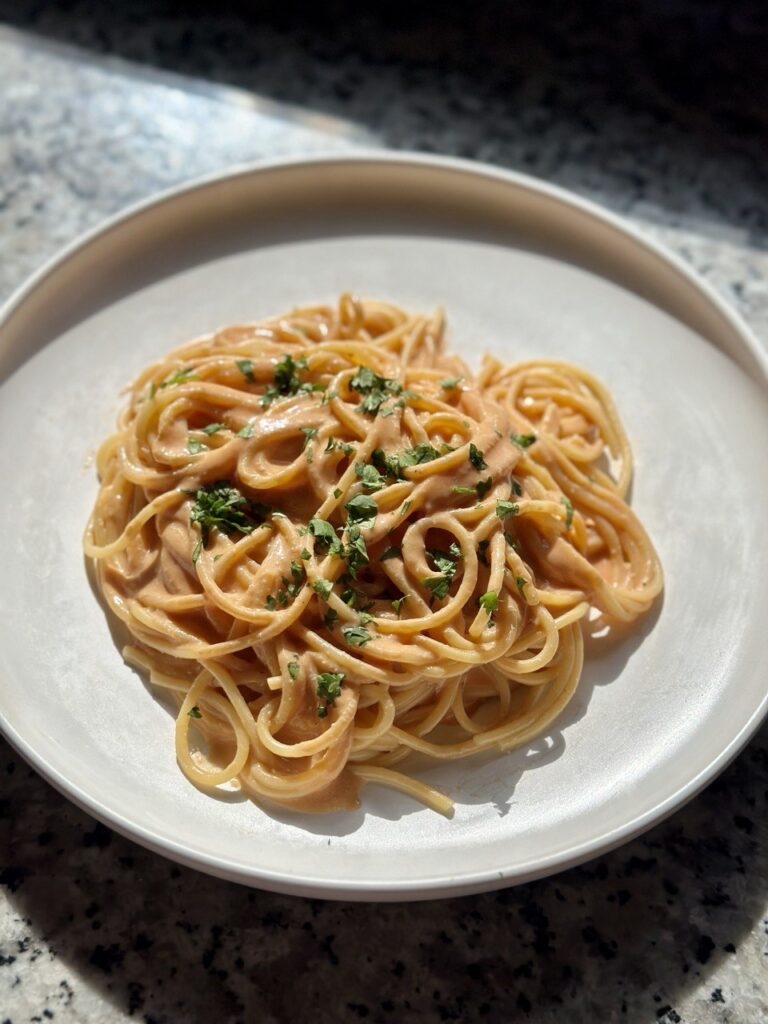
[88,944,125,974]
[81,824,112,850]
[695,936,717,966]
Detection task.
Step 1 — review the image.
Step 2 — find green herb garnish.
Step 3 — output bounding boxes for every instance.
[349,366,404,417]
[308,518,343,555]
[469,444,487,471]
[476,477,493,500]
[316,671,344,716]
[187,437,207,455]
[380,546,401,561]
[312,579,333,600]
[391,596,406,615]
[201,423,224,435]
[323,608,338,630]
[496,500,519,521]
[287,661,300,680]
[440,376,463,390]
[516,576,527,593]
[345,494,378,528]
[261,353,318,406]
[341,624,372,647]
[187,481,260,553]
[187,705,202,719]
[478,591,498,615]
[236,359,256,384]
[237,423,254,439]
[355,463,387,492]
[561,496,574,530]
[511,432,536,449]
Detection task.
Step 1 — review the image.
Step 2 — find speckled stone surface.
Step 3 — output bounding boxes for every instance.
[1,10,767,1023]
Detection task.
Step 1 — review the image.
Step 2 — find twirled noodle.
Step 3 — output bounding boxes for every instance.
[85,295,662,816]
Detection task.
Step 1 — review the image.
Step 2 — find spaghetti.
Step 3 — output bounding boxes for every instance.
[85,295,662,816]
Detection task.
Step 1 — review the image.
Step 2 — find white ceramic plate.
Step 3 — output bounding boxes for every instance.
[1,154,767,901]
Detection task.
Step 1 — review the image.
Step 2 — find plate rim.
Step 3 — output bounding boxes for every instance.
[2,150,767,901]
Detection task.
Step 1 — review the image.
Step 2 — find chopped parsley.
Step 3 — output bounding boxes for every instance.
[265,595,277,611]
[496,500,519,521]
[153,367,198,396]
[187,481,263,558]
[422,575,452,600]
[237,423,254,439]
[452,477,493,501]
[236,358,256,384]
[323,608,338,630]
[440,376,463,390]
[349,366,404,416]
[300,548,311,560]
[300,426,318,450]
[355,463,387,492]
[187,437,207,455]
[287,660,300,680]
[342,623,372,647]
[261,353,321,406]
[333,487,342,499]
[561,496,574,530]
[476,477,493,500]
[344,525,369,578]
[312,579,333,600]
[308,518,343,555]
[316,671,344,716]
[478,591,498,615]
[345,494,378,528]
[317,671,344,702]
[380,546,401,561]
[516,576,527,593]
[391,596,406,615]
[201,422,225,435]
[372,443,441,480]
[469,444,487,471]
[511,432,536,449]
[325,437,356,456]
[187,705,202,719]
[511,479,523,497]
[421,546,460,601]
[358,611,374,625]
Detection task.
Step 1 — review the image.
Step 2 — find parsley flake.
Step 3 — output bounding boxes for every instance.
[187,705,202,719]
[561,496,574,530]
[345,494,378,528]
[349,366,404,416]
[187,437,207,455]
[342,624,372,647]
[440,376,463,390]
[478,591,498,615]
[496,500,519,521]
[312,579,333,600]
[236,359,256,384]
[469,444,487,471]
[511,432,536,449]
[287,660,300,680]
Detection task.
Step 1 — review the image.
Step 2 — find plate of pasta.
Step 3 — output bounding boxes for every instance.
[1,154,767,899]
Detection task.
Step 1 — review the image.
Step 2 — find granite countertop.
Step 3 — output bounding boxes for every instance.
[1,10,767,1023]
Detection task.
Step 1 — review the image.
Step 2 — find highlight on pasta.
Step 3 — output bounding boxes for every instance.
[84,295,663,817]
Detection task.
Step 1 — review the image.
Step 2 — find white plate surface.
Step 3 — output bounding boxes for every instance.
[1,154,767,900]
